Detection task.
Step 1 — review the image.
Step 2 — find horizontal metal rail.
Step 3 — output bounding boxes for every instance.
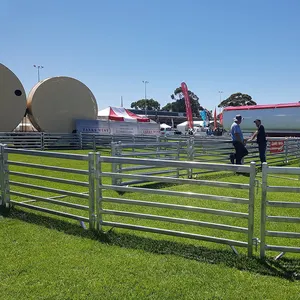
[266,231,300,238]
[101,184,249,204]
[100,209,248,233]
[117,165,162,172]
[10,200,89,222]
[267,201,300,208]
[10,181,89,199]
[101,221,248,247]
[101,156,251,173]
[266,166,300,175]
[101,172,250,189]
[265,245,300,253]
[9,171,89,187]
[10,191,89,210]
[267,186,300,193]
[117,142,180,148]
[119,169,179,177]
[7,148,88,160]
[8,161,89,175]
[102,197,249,218]
[120,151,179,157]
[266,216,300,223]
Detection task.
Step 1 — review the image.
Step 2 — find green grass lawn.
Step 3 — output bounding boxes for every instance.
[0,149,299,299]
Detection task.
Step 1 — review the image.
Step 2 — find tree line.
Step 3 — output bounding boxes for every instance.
[131,88,257,119]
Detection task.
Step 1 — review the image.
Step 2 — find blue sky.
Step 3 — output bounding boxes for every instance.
[1,0,300,111]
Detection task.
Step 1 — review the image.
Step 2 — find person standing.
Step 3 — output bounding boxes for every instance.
[230,115,248,164]
[248,119,267,165]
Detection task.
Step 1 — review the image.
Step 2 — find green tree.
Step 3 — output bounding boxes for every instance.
[162,87,201,117]
[131,99,160,110]
[218,92,257,108]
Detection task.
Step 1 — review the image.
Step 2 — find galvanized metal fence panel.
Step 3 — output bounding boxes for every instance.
[109,137,300,184]
[96,154,257,257]
[0,145,10,208]
[1,140,299,260]
[260,162,300,258]
[111,141,184,185]
[3,147,97,229]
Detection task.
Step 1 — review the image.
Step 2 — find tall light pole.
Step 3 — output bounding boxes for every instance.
[34,65,44,82]
[218,91,223,113]
[218,91,223,104]
[142,80,149,116]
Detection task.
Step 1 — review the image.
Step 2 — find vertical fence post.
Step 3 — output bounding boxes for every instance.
[187,137,194,178]
[0,144,10,210]
[111,142,117,185]
[176,142,180,178]
[88,152,96,230]
[111,142,122,186]
[0,144,4,207]
[284,139,288,164]
[93,135,96,151]
[247,161,256,257]
[298,139,300,181]
[156,136,160,159]
[95,152,102,231]
[79,132,83,150]
[40,132,44,151]
[132,136,135,153]
[260,162,268,259]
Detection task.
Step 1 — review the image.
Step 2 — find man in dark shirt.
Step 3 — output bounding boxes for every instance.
[248,119,267,165]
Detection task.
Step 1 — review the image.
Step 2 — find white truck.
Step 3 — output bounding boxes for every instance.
[222,102,300,136]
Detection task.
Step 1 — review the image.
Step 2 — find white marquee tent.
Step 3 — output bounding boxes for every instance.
[159,123,171,129]
[98,107,150,122]
[176,120,220,134]
[76,106,159,136]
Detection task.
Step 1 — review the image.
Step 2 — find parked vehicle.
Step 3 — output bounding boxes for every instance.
[222,102,300,136]
[160,127,175,136]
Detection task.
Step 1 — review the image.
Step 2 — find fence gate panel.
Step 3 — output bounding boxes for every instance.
[97,155,257,257]
[4,147,97,230]
[260,163,300,258]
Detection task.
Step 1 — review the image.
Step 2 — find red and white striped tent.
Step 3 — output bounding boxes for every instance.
[98,107,150,122]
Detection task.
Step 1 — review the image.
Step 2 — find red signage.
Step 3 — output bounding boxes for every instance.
[181,82,193,129]
[270,141,285,153]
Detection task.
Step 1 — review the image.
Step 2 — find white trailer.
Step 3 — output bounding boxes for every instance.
[222,102,300,136]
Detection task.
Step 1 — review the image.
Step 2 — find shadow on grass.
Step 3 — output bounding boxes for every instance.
[125,171,240,191]
[7,207,300,282]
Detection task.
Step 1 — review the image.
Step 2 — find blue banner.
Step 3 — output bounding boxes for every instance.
[200,110,207,127]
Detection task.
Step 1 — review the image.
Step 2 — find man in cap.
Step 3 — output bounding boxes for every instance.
[248,119,267,165]
[230,114,248,164]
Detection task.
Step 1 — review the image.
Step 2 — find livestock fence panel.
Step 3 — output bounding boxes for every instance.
[190,137,300,169]
[0,132,159,150]
[260,162,300,259]
[110,140,186,185]
[0,145,97,229]
[109,137,300,183]
[96,154,257,257]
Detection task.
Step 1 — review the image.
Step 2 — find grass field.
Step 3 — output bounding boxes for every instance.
[0,149,299,299]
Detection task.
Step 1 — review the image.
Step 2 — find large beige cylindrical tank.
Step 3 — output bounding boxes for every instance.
[27,77,98,133]
[0,63,27,132]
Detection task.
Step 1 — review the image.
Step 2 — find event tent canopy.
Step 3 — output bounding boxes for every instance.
[160,123,171,129]
[98,107,150,122]
[176,120,221,133]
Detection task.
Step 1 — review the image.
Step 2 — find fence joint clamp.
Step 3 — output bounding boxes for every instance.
[252,237,260,252]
